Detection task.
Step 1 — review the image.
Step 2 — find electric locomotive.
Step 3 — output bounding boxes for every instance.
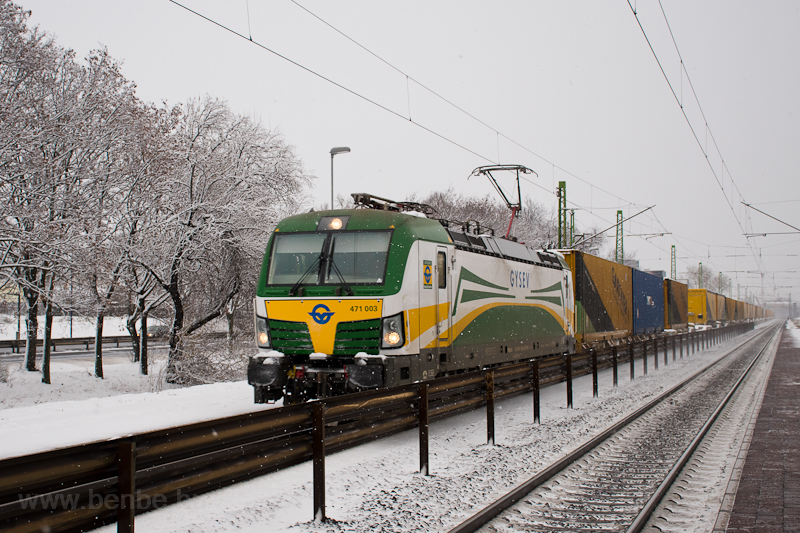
[247,193,575,404]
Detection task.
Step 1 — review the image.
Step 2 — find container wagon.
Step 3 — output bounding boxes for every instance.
[559,250,632,348]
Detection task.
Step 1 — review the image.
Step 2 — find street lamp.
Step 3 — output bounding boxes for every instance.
[330,146,350,209]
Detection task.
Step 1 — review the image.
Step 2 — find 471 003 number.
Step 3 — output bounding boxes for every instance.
[350,305,378,312]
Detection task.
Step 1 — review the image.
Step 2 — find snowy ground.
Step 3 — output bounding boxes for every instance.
[0,353,273,458]
[1,320,791,532]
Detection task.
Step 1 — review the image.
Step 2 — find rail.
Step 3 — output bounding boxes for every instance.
[448,321,778,533]
[0,322,758,533]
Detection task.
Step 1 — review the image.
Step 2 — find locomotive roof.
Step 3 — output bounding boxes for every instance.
[274,208,452,244]
[273,209,566,269]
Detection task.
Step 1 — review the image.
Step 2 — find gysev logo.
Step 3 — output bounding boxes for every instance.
[423,260,432,289]
[309,304,335,325]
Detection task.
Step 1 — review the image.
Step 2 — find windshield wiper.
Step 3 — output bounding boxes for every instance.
[325,238,354,296]
[328,258,354,296]
[288,253,323,296]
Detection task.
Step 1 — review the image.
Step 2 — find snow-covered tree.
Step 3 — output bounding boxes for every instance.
[129,97,309,382]
[681,264,730,293]
[419,189,557,246]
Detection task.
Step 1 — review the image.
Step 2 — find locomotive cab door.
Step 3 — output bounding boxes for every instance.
[435,247,452,364]
[418,244,452,380]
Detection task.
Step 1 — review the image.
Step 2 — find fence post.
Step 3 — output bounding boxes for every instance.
[117,441,136,533]
[679,333,683,358]
[418,383,429,476]
[653,337,658,370]
[486,371,495,445]
[312,401,326,523]
[629,340,635,381]
[612,346,618,388]
[662,337,667,366]
[531,360,540,424]
[566,354,573,409]
[643,340,648,375]
[591,348,598,398]
[672,335,676,361]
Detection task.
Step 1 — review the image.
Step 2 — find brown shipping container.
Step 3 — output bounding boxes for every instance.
[717,294,727,321]
[726,297,737,321]
[664,279,688,330]
[561,250,632,347]
[708,291,719,323]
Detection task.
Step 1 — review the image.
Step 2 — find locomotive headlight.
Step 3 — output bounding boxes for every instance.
[255,316,270,348]
[381,312,405,348]
[317,215,350,231]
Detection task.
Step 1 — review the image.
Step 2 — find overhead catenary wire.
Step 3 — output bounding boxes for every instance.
[286,4,759,282]
[742,203,800,234]
[172,0,670,244]
[170,0,774,295]
[624,0,764,276]
[168,0,493,164]
[289,0,648,213]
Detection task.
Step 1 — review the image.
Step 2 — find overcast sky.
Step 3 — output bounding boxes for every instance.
[21,0,800,307]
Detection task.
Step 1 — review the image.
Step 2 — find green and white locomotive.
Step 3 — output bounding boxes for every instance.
[248,192,575,404]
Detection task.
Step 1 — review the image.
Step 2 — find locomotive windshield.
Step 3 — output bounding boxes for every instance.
[267,230,392,286]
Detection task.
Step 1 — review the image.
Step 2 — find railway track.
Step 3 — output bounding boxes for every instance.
[0,323,759,532]
[450,322,781,533]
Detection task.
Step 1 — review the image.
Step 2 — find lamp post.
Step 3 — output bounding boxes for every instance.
[329,146,350,209]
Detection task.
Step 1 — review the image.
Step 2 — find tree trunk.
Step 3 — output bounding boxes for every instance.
[165,277,184,383]
[226,309,234,341]
[95,313,104,379]
[226,308,234,356]
[140,312,148,375]
[126,311,141,363]
[24,292,38,372]
[42,300,53,384]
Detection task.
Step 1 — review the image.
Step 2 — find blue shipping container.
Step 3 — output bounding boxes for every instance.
[632,270,664,334]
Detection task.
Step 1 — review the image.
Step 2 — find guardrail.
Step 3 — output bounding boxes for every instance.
[0,336,135,353]
[0,332,228,354]
[0,322,756,533]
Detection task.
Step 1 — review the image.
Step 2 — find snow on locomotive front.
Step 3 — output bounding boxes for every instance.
[247,203,575,404]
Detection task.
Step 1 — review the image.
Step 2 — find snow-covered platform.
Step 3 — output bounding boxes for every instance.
[725,325,800,532]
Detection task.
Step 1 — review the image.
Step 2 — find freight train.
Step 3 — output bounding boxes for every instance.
[247,192,771,404]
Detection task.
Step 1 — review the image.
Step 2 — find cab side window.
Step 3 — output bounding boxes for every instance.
[437,251,447,288]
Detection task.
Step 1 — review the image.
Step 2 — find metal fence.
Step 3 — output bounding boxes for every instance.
[0,322,756,533]
[0,336,135,354]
